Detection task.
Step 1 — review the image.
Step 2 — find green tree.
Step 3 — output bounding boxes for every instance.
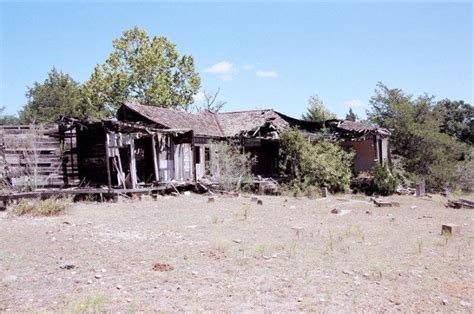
[0,107,20,125]
[434,99,473,144]
[345,108,358,121]
[279,128,354,192]
[82,27,201,114]
[302,95,337,122]
[367,82,469,190]
[19,68,84,123]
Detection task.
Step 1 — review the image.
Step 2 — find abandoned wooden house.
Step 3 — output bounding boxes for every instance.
[117,103,324,177]
[325,120,391,173]
[1,103,391,193]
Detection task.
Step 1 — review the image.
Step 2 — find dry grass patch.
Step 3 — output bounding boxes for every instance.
[8,198,69,216]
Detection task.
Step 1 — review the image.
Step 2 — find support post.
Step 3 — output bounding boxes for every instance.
[129,136,137,189]
[151,134,160,182]
[104,129,112,193]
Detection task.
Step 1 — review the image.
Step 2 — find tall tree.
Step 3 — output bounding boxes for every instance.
[345,108,358,121]
[19,68,84,123]
[82,27,201,115]
[302,95,336,122]
[434,99,473,145]
[194,87,227,113]
[367,82,469,190]
[0,107,20,125]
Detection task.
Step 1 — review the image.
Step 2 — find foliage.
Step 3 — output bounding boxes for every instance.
[19,68,85,123]
[209,141,255,191]
[279,128,354,192]
[302,95,336,122]
[373,164,397,196]
[82,27,201,115]
[367,82,470,190]
[9,198,68,216]
[0,107,20,125]
[345,107,358,121]
[434,99,473,145]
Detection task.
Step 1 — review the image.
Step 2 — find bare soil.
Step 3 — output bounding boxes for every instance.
[1,193,473,312]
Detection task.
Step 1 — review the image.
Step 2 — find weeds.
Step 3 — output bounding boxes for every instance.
[255,243,268,255]
[9,198,69,216]
[66,295,105,313]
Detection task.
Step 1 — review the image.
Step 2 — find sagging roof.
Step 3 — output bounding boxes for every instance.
[326,119,391,139]
[118,103,323,138]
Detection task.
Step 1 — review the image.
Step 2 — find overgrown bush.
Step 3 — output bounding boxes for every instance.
[9,198,69,216]
[373,164,398,196]
[279,128,354,192]
[209,141,255,191]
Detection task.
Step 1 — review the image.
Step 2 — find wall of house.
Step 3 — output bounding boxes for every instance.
[340,138,377,173]
[0,125,78,188]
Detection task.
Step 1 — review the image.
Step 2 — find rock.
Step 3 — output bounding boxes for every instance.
[126,298,133,303]
[331,208,340,214]
[257,199,263,205]
[410,205,417,209]
[183,191,191,196]
[51,237,57,242]
[59,261,76,270]
[460,300,471,308]
[297,297,303,302]
[272,254,277,258]
[365,211,372,215]
[87,279,93,284]
[263,255,270,260]
[94,274,102,279]
[101,268,107,273]
[207,197,215,203]
[2,275,17,284]
[442,299,448,305]
[232,239,242,244]
[116,285,122,290]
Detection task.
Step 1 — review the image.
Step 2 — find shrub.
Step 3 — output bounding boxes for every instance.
[373,164,397,196]
[9,198,68,216]
[279,128,354,192]
[209,141,255,191]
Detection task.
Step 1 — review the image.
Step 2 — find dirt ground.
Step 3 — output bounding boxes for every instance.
[1,193,473,312]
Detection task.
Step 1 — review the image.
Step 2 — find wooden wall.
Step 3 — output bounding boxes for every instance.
[0,125,78,189]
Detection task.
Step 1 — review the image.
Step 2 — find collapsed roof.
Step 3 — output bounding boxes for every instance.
[117,103,388,140]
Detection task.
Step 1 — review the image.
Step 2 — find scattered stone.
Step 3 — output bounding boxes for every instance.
[331,208,340,214]
[319,297,326,302]
[126,298,132,303]
[257,199,263,205]
[101,268,107,273]
[94,274,102,279]
[116,285,122,290]
[59,261,76,270]
[460,300,471,308]
[232,239,242,244]
[297,297,303,302]
[362,272,370,278]
[183,191,191,196]
[365,211,372,215]
[152,263,174,272]
[410,205,417,209]
[442,299,448,305]
[207,197,215,203]
[272,254,277,258]
[263,255,270,260]
[51,237,57,242]
[442,224,460,235]
[87,279,93,284]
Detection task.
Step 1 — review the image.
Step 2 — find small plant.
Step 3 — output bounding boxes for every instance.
[373,164,398,196]
[255,243,267,255]
[211,216,220,224]
[9,197,68,216]
[66,295,106,313]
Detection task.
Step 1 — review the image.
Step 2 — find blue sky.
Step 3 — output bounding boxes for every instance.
[1,1,472,119]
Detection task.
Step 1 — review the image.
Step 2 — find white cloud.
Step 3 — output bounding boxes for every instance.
[205,61,238,81]
[193,91,205,102]
[256,70,278,78]
[243,64,254,70]
[343,99,366,108]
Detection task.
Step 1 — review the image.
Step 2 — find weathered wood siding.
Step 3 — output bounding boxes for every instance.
[0,125,78,188]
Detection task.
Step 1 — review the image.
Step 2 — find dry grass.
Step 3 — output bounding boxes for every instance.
[8,198,69,217]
